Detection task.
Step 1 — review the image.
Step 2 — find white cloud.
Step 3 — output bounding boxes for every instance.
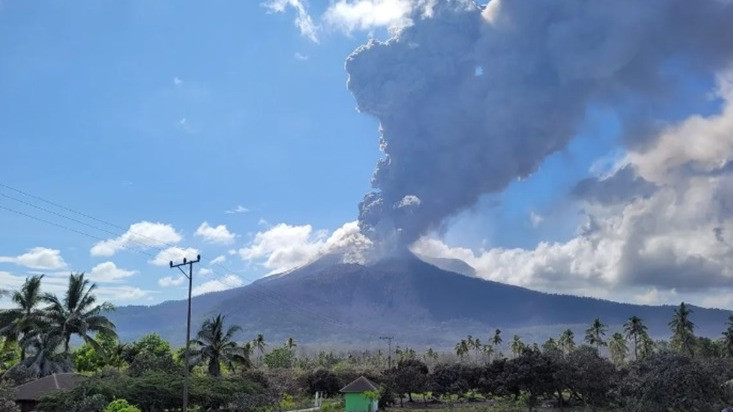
[210,255,227,265]
[225,205,250,214]
[192,274,243,296]
[198,268,213,276]
[324,0,415,33]
[194,222,236,244]
[149,247,200,266]
[173,76,183,86]
[0,247,67,270]
[239,223,325,273]
[88,261,137,283]
[633,288,678,305]
[294,52,309,60]
[530,212,544,228]
[90,221,182,257]
[159,275,186,287]
[96,286,153,302]
[395,195,421,208]
[238,221,372,274]
[263,0,319,42]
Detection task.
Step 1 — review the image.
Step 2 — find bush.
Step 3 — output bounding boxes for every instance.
[104,399,141,412]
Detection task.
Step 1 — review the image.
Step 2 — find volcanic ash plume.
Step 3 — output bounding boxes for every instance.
[345,0,733,249]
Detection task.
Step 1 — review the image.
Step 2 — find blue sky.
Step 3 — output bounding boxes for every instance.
[2,0,733,310]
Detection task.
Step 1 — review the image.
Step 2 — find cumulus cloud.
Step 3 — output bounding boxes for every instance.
[263,0,319,42]
[0,247,67,270]
[88,261,137,283]
[194,222,236,244]
[149,247,200,266]
[159,275,186,287]
[192,274,243,296]
[238,221,372,274]
[90,221,182,257]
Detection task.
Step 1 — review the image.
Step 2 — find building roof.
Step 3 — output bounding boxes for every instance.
[14,373,85,401]
[340,376,378,393]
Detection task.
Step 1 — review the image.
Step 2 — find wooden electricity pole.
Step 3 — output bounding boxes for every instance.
[170,254,201,412]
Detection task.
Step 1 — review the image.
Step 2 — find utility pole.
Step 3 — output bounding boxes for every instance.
[170,254,201,412]
[379,336,394,369]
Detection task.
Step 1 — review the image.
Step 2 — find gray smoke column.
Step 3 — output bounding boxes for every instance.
[345,0,733,250]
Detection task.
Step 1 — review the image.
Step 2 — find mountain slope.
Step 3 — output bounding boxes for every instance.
[110,254,731,347]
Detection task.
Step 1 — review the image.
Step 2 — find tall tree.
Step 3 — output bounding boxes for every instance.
[0,275,46,360]
[558,329,575,356]
[584,318,608,351]
[608,332,628,366]
[454,339,469,360]
[624,316,647,360]
[285,337,297,350]
[12,332,71,378]
[722,314,733,357]
[190,314,246,377]
[669,302,695,356]
[492,329,502,348]
[511,335,525,358]
[43,273,117,354]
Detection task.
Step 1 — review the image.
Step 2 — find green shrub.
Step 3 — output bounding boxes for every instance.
[103,399,141,412]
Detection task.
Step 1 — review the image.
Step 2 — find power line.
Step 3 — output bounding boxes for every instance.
[0,187,368,335]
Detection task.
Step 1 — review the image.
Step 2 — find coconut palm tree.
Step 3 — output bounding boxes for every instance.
[43,273,117,354]
[492,329,502,348]
[608,332,628,366]
[624,316,647,360]
[285,337,297,350]
[10,331,71,378]
[558,329,575,356]
[453,339,466,360]
[511,335,525,358]
[0,275,46,360]
[722,314,733,357]
[239,341,254,370]
[189,314,246,377]
[669,302,695,356]
[584,318,608,351]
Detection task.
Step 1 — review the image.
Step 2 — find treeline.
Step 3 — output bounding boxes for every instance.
[3,275,733,410]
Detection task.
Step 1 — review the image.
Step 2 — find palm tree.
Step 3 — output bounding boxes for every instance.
[10,332,71,378]
[43,273,117,354]
[454,339,469,360]
[0,275,46,360]
[669,302,695,356]
[624,316,647,360]
[558,329,575,356]
[584,318,608,351]
[491,329,502,348]
[239,341,254,370]
[639,333,655,359]
[511,335,525,358]
[722,314,733,357]
[189,314,246,377]
[285,337,297,350]
[608,332,628,366]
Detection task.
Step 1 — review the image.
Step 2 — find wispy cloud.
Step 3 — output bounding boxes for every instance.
[263,0,319,42]
[225,205,250,214]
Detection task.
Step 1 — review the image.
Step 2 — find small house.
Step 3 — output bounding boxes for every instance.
[340,376,379,412]
[14,373,84,412]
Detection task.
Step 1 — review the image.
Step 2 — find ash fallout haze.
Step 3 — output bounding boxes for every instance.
[2,0,733,315]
